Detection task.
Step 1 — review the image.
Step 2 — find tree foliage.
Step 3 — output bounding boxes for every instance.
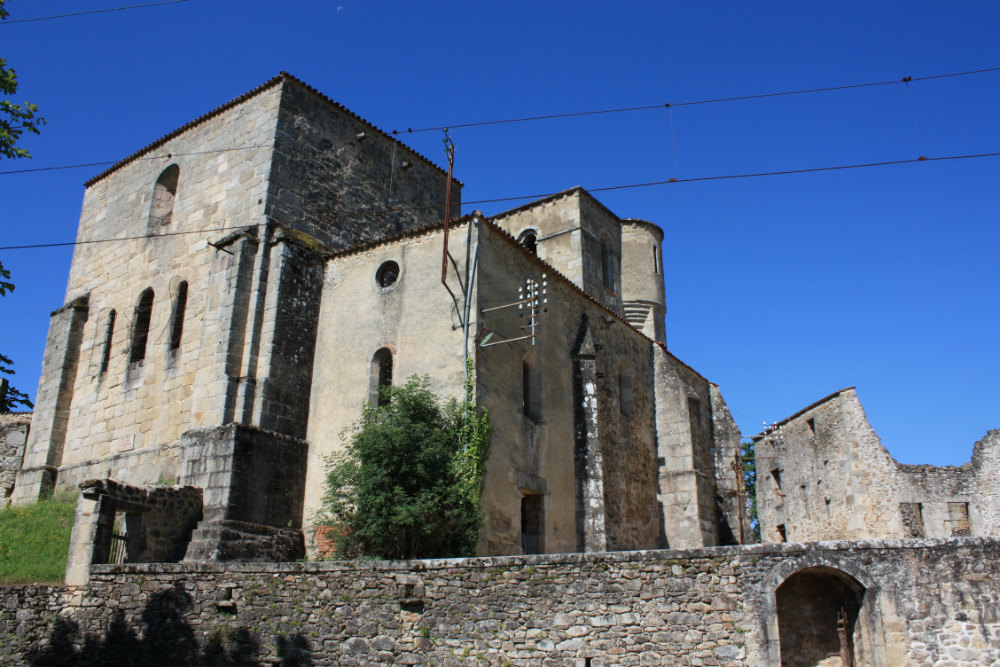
[741,439,760,542]
[0,261,32,413]
[0,1,46,160]
[320,370,491,560]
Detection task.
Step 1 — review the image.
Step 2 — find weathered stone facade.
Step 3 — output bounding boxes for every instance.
[755,387,1000,544]
[10,74,746,565]
[3,538,999,666]
[1,413,30,505]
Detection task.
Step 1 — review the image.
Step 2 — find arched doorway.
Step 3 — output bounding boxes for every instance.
[776,566,865,666]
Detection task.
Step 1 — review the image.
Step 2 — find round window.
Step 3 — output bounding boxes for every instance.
[376,260,400,288]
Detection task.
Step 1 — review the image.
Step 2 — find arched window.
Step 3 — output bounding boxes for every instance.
[130,289,154,364]
[619,368,634,416]
[169,281,188,352]
[517,229,538,256]
[601,236,616,290]
[148,164,179,231]
[368,348,393,407]
[522,352,542,421]
[99,310,116,375]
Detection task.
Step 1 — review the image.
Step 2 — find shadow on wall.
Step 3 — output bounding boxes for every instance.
[29,584,313,667]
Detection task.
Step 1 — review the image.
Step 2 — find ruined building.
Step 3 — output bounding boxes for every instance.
[9,73,748,568]
[754,387,1000,544]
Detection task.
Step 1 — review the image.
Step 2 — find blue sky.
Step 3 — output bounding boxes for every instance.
[1,1,997,465]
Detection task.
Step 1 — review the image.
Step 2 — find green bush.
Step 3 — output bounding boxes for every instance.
[0,493,76,584]
[320,372,491,560]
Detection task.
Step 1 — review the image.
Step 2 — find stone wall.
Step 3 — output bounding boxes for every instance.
[2,538,998,666]
[755,388,1000,543]
[1,413,30,505]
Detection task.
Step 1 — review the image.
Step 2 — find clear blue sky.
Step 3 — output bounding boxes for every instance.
[1,1,997,465]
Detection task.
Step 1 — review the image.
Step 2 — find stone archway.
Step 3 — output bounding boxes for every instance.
[775,566,865,667]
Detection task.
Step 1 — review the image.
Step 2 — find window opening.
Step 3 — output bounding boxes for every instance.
[130,289,154,364]
[771,467,783,490]
[517,229,538,256]
[522,353,542,421]
[601,237,616,290]
[807,417,816,435]
[619,369,634,416]
[899,502,925,538]
[520,493,544,554]
[948,502,970,536]
[169,281,188,352]
[99,310,116,374]
[652,245,660,275]
[148,164,179,231]
[369,348,393,407]
[776,524,787,542]
[376,260,400,288]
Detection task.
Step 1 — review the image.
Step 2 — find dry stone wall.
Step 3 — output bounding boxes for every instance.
[3,538,997,667]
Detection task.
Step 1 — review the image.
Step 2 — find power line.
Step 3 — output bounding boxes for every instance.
[1,65,996,178]
[2,150,997,252]
[389,66,1000,134]
[0,0,190,25]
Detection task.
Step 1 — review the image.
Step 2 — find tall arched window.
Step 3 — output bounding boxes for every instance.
[99,310,116,375]
[148,164,179,232]
[369,348,393,407]
[601,236,617,290]
[522,352,542,421]
[130,288,154,364]
[169,281,188,352]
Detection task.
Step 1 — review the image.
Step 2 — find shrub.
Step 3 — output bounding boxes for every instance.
[320,372,491,560]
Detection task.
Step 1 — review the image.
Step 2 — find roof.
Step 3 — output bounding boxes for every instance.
[621,218,665,239]
[84,72,459,187]
[492,185,624,226]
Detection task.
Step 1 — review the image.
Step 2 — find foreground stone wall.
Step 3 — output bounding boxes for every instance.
[2,538,997,667]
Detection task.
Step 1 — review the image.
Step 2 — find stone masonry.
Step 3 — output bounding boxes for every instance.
[754,387,1000,543]
[2,538,999,666]
[1,413,30,505]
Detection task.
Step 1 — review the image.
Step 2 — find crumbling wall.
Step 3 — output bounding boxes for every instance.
[755,388,1000,543]
[2,538,998,667]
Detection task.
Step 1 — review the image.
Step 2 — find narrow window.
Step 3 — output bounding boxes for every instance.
[169,281,188,352]
[148,164,180,232]
[517,229,538,256]
[601,237,616,290]
[368,348,393,407]
[619,369,634,416]
[770,467,783,490]
[900,502,925,538]
[776,524,787,542]
[652,245,660,275]
[522,353,542,421]
[520,493,544,554]
[99,310,116,374]
[806,417,816,435]
[130,289,154,364]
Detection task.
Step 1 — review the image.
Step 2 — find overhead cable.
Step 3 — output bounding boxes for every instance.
[2,150,998,252]
[0,0,190,25]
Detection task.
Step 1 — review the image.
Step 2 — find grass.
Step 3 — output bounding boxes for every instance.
[0,493,76,585]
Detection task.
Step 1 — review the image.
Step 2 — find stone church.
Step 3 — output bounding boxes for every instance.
[9,73,749,567]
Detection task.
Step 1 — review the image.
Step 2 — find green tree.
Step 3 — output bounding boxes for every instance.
[320,371,491,560]
[0,261,32,413]
[741,438,760,542]
[0,1,46,159]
